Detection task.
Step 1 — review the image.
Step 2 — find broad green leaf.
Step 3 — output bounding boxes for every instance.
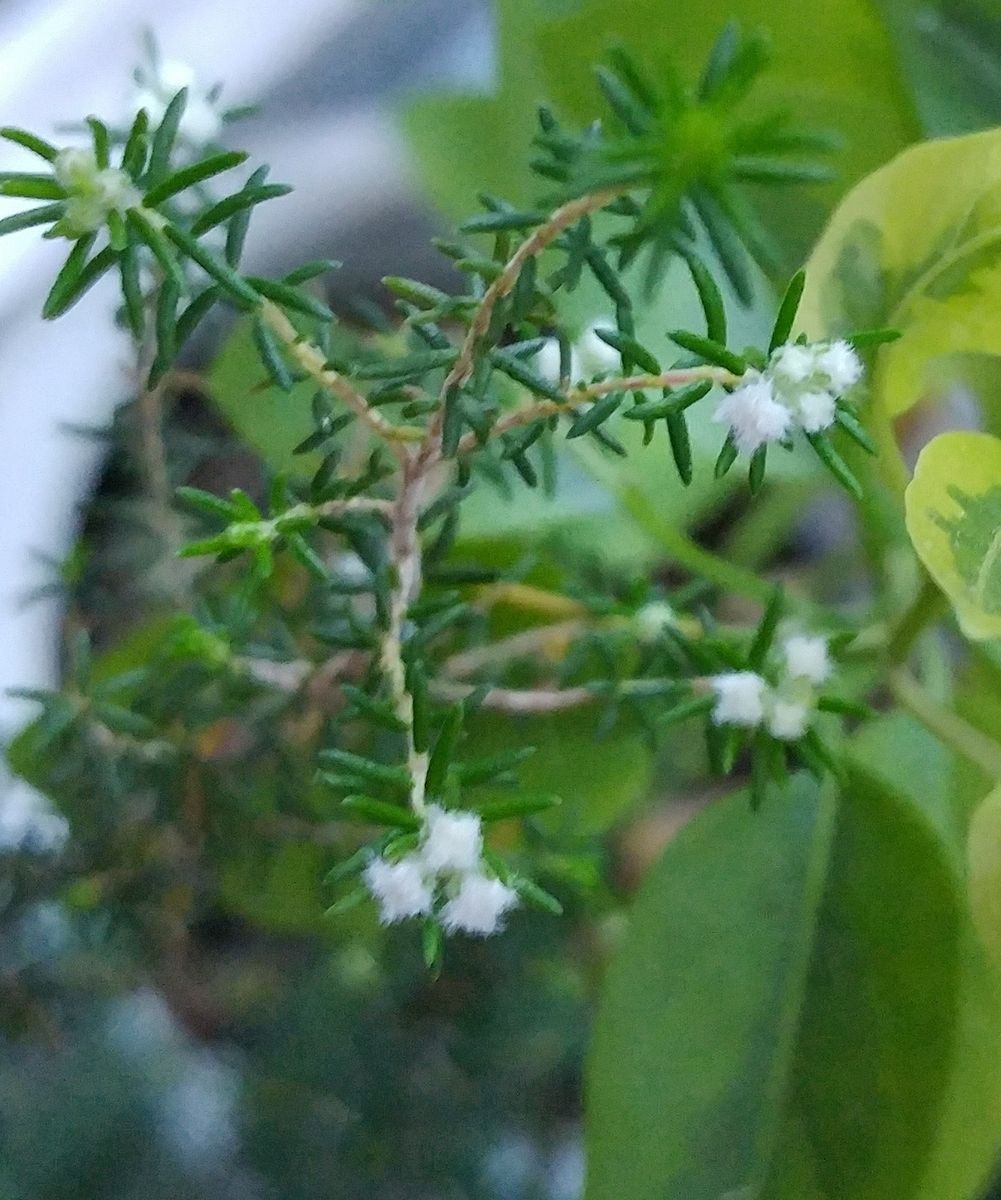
[969,784,1001,970]
[207,319,320,476]
[850,715,1001,1200]
[586,775,838,1200]
[801,128,1001,420]
[875,0,1001,136]
[904,430,1001,640]
[587,757,970,1200]
[462,707,653,836]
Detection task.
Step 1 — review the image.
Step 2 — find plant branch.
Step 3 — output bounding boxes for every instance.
[440,187,629,399]
[382,453,430,814]
[260,300,423,449]
[456,366,736,455]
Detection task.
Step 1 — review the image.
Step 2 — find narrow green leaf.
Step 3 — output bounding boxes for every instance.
[145,88,188,185]
[474,794,561,822]
[318,748,411,797]
[0,126,58,163]
[490,348,567,402]
[126,208,186,289]
[86,116,110,168]
[246,275,333,321]
[567,392,623,438]
[175,486,234,520]
[749,443,767,494]
[715,431,739,476]
[252,316,294,391]
[284,259,340,285]
[769,269,806,354]
[121,109,150,176]
[163,222,259,307]
[669,329,745,373]
[340,684,408,733]
[460,209,547,233]
[0,174,64,200]
[665,410,693,485]
[339,795,420,829]
[512,875,564,915]
[681,251,727,344]
[0,202,63,237]
[748,586,783,670]
[593,327,659,373]
[175,286,220,348]
[144,150,248,206]
[834,406,877,455]
[353,349,457,380]
[189,183,292,236]
[594,65,650,135]
[806,431,863,498]
[426,703,464,800]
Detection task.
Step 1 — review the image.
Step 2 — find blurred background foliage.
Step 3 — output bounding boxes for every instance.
[6,1,1001,1198]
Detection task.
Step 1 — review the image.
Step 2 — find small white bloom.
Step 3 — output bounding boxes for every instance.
[363,855,433,924]
[769,342,817,386]
[421,805,483,875]
[816,340,863,394]
[133,59,222,147]
[713,374,792,455]
[766,696,811,741]
[54,147,98,190]
[635,601,676,642]
[710,672,768,727]
[533,338,567,386]
[575,323,621,377]
[441,873,518,936]
[54,148,140,235]
[782,635,831,685]
[796,390,837,433]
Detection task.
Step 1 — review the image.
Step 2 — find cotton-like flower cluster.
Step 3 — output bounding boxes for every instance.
[54,148,141,237]
[710,633,831,742]
[713,340,863,455]
[133,59,223,147]
[363,804,518,936]
[534,320,622,386]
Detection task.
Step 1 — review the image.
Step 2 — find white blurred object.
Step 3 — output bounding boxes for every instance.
[0,0,491,834]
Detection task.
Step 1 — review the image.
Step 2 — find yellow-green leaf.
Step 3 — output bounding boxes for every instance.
[969,783,1001,969]
[905,430,1001,639]
[802,127,1001,418]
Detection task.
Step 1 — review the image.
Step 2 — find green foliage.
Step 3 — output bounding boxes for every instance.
[589,728,1001,1200]
[801,127,1001,420]
[905,431,1001,639]
[8,14,1001,1200]
[402,0,921,266]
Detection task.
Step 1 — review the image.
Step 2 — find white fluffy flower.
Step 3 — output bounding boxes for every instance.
[782,635,831,685]
[796,390,837,433]
[766,696,811,741]
[816,340,863,393]
[710,672,768,727]
[363,855,433,924]
[134,59,222,146]
[54,148,140,234]
[421,805,483,874]
[441,874,519,936]
[769,342,817,386]
[713,374,793,455]
[575,323,621,377]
